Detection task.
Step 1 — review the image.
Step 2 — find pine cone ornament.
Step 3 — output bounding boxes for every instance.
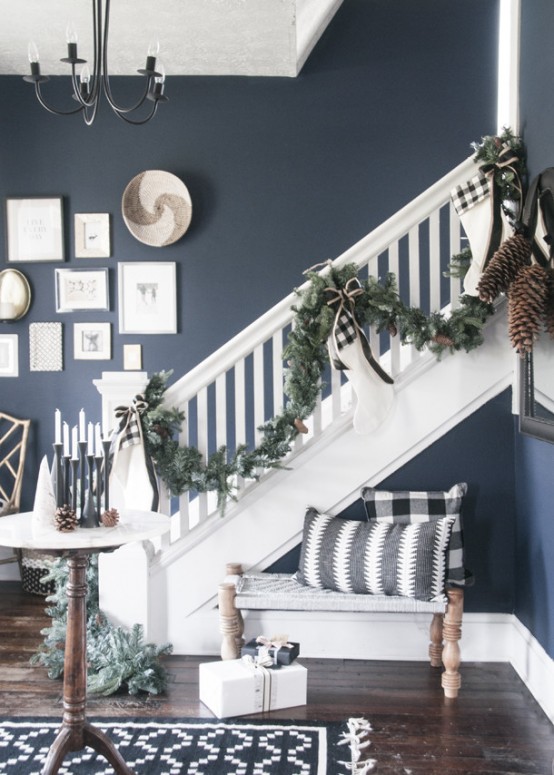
[101,508,120,527]
[508,264,551,355]
[432,333,455,348]
[55,504,78,532]
[294,418,309,434]
[477,234,531,303]
[543,269,554,340]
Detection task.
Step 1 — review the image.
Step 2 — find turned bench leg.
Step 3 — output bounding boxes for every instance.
[218,563,245,660]
[429,613,444,668]
[441,587,464,699]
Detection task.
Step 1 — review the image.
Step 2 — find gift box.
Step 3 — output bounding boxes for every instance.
[199,659,307,718]
[241,638,300,666]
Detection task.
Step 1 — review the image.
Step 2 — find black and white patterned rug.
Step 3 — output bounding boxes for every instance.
[0,717,362,774]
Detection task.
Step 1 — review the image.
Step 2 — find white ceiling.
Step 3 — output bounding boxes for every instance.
[0,0,343,78]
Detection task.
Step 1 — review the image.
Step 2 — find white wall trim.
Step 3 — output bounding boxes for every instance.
[510,615,554,724]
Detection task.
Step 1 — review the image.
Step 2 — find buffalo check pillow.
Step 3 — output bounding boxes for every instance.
[361,482,469,587]
[296,507,456,602]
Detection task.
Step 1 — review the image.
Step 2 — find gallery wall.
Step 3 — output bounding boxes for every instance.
[0,0,505,608]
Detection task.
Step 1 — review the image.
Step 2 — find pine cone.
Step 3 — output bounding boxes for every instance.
[294,418,309,434]
[55,504,78,532]
[432,333,455,348]
[508,264,551,355]
[477,234,531,303]
[101,508,120,527]
[387,323,398,337]
[543,269,554,340]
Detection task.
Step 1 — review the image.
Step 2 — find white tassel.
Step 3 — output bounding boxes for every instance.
[338,717,376,773]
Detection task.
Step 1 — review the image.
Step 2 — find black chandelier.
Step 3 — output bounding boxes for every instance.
[23,0,168,126]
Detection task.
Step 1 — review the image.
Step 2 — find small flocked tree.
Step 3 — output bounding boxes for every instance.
[31,555,172,696]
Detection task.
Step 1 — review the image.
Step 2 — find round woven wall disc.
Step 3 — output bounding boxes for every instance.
[122,170,192,247]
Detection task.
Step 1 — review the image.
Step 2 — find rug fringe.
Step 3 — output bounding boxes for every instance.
[337,717,376,773]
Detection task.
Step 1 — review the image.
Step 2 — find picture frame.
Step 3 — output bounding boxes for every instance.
[75,213,110,258]
[118,262,177,334]
[0,334,18,377]
[73,322,111,360]
[123,343,142,370]
[55,268,109,313]
[5,196,64,263]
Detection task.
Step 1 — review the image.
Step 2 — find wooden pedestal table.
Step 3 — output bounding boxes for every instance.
[0,509,170,775]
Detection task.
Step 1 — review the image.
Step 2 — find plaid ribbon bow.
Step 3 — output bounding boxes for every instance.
[114,394,148,450]
[325,277,364,352]
[451,143,523,217]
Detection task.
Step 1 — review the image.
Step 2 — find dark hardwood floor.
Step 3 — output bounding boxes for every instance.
[1,580,554,774]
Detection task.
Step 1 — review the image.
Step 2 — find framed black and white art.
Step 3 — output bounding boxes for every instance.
[74,213,110,258]
[118,262,177,334]
[73,323,111,360]
[55,268,109,313]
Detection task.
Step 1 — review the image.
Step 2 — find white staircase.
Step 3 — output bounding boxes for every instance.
[97,155,516,657]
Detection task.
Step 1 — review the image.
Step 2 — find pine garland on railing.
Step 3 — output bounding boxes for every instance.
[140,261,494,511]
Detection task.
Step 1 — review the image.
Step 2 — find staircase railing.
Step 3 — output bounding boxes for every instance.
[161,156,475,541]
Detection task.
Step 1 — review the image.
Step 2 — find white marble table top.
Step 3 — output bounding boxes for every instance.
[0,510,170,552]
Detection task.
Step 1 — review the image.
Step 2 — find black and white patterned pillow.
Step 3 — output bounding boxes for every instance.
[296,508,456,601]
[361,483,468,587]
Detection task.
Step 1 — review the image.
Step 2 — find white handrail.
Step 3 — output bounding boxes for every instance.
[157,155,475,533]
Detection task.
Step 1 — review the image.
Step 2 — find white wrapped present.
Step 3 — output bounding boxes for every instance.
[199,657,307,718]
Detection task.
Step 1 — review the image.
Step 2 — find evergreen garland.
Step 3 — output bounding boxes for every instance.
[31,556,172,696]
[140,263,494,510]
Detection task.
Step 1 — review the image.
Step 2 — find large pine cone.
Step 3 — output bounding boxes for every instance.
[543,269,554,340]
[55,504,78,532]
[508,264,551,355]
[477,234,531,303]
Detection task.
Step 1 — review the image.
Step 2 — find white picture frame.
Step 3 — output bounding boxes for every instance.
[118,262,177,334]
[56,268,109,312]
[74,322,111,360]
[123,343,142,370]
[75,213,110,258]
[0,334,18,377]
[5,196,64,263]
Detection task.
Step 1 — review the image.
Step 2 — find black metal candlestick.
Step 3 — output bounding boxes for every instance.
[78,441,88,517]
[52,443,64,508]
[102,438,111,512]
[95,455,103,517]
[81,454,99,528]
[70,457,79,514]
[63,455,71,507]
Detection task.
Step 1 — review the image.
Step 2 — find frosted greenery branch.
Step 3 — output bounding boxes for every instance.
[31,556,172,696]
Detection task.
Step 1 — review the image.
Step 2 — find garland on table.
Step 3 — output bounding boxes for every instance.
[140,265,494,511]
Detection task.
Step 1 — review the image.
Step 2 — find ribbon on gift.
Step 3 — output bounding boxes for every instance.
[241,653,274,711]
[256,634,294,665]
[325,278,393,385]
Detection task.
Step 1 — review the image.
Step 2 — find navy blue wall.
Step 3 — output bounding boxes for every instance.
[272,391,516,614]
[515,0,554,659]
[1,4,498,546]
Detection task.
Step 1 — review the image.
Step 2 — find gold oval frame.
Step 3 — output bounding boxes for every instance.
[0,268,32,321]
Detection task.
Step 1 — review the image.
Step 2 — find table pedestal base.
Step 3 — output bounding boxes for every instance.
[43,722,134,775]
[42,552,135,775]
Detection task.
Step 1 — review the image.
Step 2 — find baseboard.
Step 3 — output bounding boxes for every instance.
[510,615,554,724]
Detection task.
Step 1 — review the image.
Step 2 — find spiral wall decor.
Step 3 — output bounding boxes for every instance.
[122,170,192,247]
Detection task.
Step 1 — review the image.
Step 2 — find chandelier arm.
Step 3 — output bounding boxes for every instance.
[111,100,160,125]
[101,0,154,115]
[34,83,84,116]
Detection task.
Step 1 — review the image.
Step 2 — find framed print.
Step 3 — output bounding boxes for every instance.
[74,323,111,360]
[29,322,63,371]
[56,268,109,312]
[5,196,64,263]
[118,262,177,334]
[0,334,18,377]
[75,213,110,258]
[123,343,142,370]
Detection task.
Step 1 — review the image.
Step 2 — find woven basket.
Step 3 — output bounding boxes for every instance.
[20,550,55,596]
[122,170,192,247]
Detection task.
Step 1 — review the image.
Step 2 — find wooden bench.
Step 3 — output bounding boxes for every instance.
[218,563,464,699]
